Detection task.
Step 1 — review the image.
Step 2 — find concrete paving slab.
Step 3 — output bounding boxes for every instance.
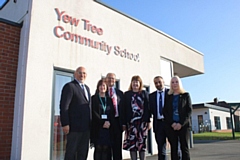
[125,140,240,160]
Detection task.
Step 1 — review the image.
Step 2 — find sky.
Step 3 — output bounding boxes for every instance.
[99,0,240,104]
[0,0,7,7]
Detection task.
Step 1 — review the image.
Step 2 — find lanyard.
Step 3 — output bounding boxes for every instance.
[98,94,107,114]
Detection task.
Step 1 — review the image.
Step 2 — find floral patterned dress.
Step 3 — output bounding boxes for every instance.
[123,91,148,152]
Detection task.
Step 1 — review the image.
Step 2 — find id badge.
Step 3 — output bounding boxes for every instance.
[101,114,107,119]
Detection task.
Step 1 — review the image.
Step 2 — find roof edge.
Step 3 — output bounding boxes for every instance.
[0,18,23,27]
[94,0,204,56]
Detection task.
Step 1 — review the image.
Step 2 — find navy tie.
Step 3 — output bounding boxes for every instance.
[159,91,163,115]
[81,84,88,101]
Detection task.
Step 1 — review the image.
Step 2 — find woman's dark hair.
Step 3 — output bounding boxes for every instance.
[95,78,107,95]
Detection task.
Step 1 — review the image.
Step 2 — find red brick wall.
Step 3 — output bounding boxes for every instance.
[0,20,21,160]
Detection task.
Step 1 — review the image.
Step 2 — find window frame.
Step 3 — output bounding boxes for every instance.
[50,69,74,160]
[214,116,221,130]
[160,58,173,87]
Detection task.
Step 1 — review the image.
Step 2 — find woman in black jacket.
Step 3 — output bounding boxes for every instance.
[163,76,192,160]
[91,79,115,160]
[122,75,150,160]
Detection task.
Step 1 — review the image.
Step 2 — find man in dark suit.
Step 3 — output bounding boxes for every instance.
[60,66,91,160]
[149,76,168,160]
[106,73,124,160]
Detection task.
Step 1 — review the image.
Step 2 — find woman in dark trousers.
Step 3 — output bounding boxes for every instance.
[122,75,151,160]
[163,76,192,160]
[90,79,115,160]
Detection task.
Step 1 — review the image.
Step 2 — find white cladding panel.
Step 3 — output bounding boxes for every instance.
[208,108,230,131]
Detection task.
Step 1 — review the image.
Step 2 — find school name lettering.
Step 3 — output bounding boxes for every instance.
[53,8,140,62]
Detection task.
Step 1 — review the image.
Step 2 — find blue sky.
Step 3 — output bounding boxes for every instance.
[0,0,7,7]
[100,0,240,103]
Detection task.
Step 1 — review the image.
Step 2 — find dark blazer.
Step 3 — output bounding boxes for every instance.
[123,90,150,125]
[163,92,192,128]
[149,88,169,133]
[107,88,124,131]
[60,79,91,132]
[90,94,115,145]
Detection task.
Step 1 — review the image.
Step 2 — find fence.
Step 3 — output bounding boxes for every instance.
[192,119,212,133]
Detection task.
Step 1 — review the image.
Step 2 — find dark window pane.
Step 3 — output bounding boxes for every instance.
[52,71,73,160]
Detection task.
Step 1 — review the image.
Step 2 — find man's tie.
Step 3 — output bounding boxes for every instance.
[110,88,118,116]
[81,84,88,101]
[159,91,163,116]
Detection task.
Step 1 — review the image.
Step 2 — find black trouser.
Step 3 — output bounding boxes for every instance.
[166,125,190,160]
[154,120,167,160]
[112,117,123,160]
[94,145,111,160]
[64,131,90,160]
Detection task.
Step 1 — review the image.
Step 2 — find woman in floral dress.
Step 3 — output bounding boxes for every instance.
[123,75,151,160]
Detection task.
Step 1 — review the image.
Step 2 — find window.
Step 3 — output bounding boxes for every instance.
[197,115,203,133]
[226,117,232,129]
[143,85,149,93]
[142,85,152,154]
[214,116,221,130]
[0,0,9,10]
[51,70,73,160]
[115,80,120,89]
[160,58,173,87]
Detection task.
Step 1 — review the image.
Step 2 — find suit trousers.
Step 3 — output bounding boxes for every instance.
[65,131,90,160]
[112,117,123,160]
[166,125,190,160]
[154,120,167,160]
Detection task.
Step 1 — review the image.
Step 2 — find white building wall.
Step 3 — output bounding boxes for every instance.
[191,108,210,133]
[208,108,230,131]
[192,107,231,133]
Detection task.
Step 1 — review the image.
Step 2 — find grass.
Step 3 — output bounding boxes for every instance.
[193,132,240,140]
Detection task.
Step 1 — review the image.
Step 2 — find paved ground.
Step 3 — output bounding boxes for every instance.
[129,140,240,160]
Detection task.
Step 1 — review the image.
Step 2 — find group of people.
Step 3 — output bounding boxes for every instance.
[59,66,192,160]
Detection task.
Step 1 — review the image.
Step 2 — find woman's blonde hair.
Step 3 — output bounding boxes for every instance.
[128,75,143,91]
[168,75,185,95]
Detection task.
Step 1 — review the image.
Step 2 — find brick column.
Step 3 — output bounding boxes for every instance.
[0,20,21,160]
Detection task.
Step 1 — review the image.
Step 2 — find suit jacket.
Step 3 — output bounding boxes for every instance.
[149,88,169,133]
[60,79,91,132]
[163,92,192,128]
[123,90,150,125]
[107,88,124,131]
[90,94,115,145]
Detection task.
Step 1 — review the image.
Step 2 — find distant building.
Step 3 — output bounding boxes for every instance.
[192,99,240,133]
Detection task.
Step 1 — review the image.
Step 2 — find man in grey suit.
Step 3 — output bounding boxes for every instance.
[60,66,91,160]
[106,73,124,160]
